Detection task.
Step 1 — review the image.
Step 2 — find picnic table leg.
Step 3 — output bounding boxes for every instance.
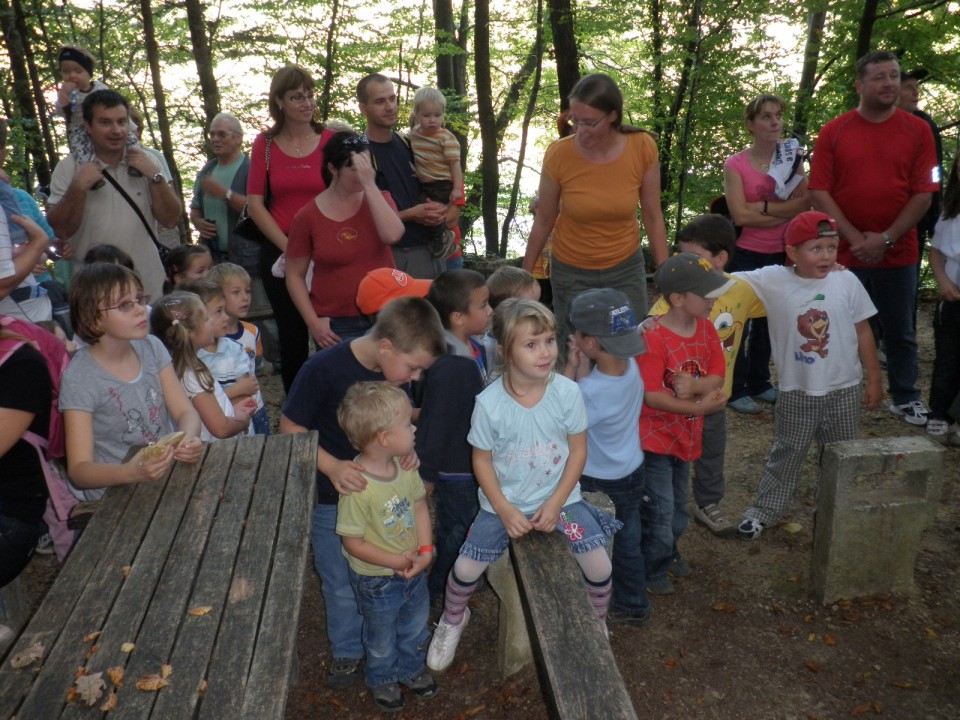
[486,553,533,678]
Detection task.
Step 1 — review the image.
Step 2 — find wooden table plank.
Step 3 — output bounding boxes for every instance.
[53,453,205,720]
[103,439,237,720]
[0,482,139,718]
[150,435,265,719]
[241,431,317,718]
[511,532,638,720]
[198,434,293,719]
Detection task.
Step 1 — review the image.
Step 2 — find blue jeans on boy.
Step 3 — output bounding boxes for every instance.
[428,473,479,602]
[251,405,270,436]
[640,452,689,583]
[311,504,363,661]
[349,570,430,688]
[580,465,650,616]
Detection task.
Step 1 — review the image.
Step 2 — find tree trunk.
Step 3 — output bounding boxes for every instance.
[184,0,221,146]
[474,0,499,255]
[140,0,188,240]
[0,0,51,185]
[792,10,826,141]
[433,0,468,172]
[549,0,579,110]
[855,0,880,64]
[499,0,544,257]
[319,0,340,122]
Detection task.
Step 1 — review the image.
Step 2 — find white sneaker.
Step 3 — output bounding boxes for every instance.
[889,400,929,426]
[427,607,470,672]
[926,419,949,443]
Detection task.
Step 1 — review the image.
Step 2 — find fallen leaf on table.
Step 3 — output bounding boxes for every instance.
[121,565,132,579]
[9,641,44,668]
[86,643,101,659]
[161,664,173,679]
[136,674,170,691]
[75,672,105,705]
[121,642,135,653]
[197,679,208,697]
[188,606,212,617]
[65,687,78,703]
[783,522,803,533]
[664,658,677,669]
[100,691,118,711]
[108,666,125,687]
[83,631,102,643]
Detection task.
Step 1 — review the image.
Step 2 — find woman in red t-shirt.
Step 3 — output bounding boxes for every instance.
[285,132,404,349]
[246,65,334,392]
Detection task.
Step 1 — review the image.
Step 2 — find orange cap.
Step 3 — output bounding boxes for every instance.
[356,268,431,315]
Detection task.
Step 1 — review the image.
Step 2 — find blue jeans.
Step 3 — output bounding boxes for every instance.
[349,570,430,688]
[729,248,785,400]
[310,504,364,659]
[251,406,270,436]
[580,467,650,616]
[444,255,464,270]
[329,315,372,344]
[640,452,689,582]
[428,474,479,602]
[850,264,919,405]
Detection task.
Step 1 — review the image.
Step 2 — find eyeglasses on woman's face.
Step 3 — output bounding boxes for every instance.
[566,111,611,129]
[285,92,315,105]
[101,294,148,314]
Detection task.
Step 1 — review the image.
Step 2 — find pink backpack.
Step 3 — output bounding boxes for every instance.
[0,315,76,560]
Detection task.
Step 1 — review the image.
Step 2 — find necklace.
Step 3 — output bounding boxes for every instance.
[750,147,771,170]
[284,131,315,157]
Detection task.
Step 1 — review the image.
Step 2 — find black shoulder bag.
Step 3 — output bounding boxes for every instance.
[101,169,171,263]
[235,138,271,243]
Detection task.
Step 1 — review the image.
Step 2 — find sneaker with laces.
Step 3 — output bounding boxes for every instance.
[402,669,439,699]
[35,532,54,555]
[669,557,692,578]
[371,681,404,712]
[926,419,949,442]
[729,396,762,414]
[738,518,764,539]
[693,503,736,536]
[646,576,674,595]
[754,387,779,404]
[327,656,361,688]
[889,400,929,426]
[427,607,470,672]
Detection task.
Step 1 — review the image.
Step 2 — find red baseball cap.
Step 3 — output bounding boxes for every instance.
[785,211,839,247]
[356,268,431,315]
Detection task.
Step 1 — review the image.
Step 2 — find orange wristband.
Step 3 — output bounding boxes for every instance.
[418,545,435,555]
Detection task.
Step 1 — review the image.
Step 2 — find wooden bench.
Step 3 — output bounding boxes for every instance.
[0,431,317,719]
[510,531,638,720]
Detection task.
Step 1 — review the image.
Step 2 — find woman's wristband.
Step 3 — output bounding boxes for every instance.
[418,545,435,556]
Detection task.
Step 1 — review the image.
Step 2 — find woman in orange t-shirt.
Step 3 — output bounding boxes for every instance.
[522,73,668,357]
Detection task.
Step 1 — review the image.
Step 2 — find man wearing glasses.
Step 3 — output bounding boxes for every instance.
[357,74,450,279]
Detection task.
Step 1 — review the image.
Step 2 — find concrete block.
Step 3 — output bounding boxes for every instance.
[811,437,944,604]
[486,553,533,678]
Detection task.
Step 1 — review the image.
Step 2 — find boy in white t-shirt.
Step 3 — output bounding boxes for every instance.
[563,288,650,625]
[735,211,883,539]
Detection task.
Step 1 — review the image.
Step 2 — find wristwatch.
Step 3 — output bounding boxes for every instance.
[225,189,233,203]
[882,232,895,249]
[151,172,164,185]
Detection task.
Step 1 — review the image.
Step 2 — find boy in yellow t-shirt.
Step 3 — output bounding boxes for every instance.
[649,215,765,536]
[335,382,437,713]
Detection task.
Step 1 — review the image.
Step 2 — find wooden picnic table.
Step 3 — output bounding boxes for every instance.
[0,431,318,719]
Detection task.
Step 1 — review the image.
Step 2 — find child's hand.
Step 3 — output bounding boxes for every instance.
[862,380,883,411]
[530,500,562,532]
[75,162,105,191]
[699,388,728,415]
[396,549,431,579]
[173,436,204,464]
[449,187,463,203]
[233,374,259,397]
[232,396,257,423]
[497,503,533,539]
[398,451,420,472]
[57,82,76,109]
[671,371,697,400]
[126,147,158,179]
[330,459,368,496]
[566,336,582,371]
[130,445,174,482]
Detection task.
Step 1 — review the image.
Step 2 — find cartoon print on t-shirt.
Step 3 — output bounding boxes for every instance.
[662,359,703,394]
[382,494,415,544]
[797,308,830,358]
[712,308,742,355]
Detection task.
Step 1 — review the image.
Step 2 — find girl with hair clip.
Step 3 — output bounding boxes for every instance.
[150,291,255,442]
[162,244,213,293]
[426,298,620,672]
[59,264,203,501]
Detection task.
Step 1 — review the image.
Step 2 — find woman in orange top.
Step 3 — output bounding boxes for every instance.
[522,74,669,357]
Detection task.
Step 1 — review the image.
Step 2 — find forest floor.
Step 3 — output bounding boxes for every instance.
[17,300,960,720]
